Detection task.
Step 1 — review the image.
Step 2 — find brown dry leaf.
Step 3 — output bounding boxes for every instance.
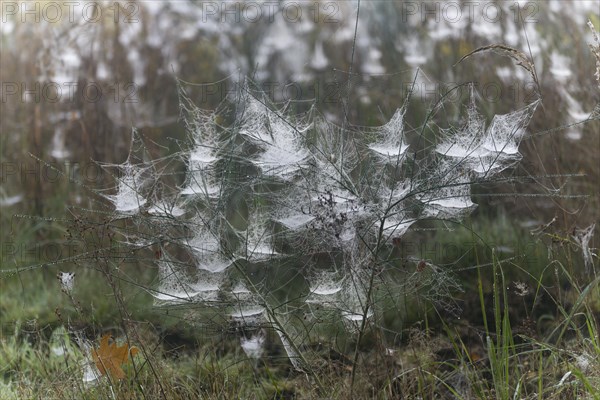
[91,334,139,380]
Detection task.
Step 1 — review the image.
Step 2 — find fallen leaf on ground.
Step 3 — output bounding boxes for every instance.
[91,334,139,380]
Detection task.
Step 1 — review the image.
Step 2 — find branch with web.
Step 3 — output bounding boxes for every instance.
[74,76,548,370]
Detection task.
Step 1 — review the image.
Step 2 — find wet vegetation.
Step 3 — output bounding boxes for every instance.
[1,1,599,398]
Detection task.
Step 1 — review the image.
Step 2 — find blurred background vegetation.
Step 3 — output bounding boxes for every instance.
[0,0,598,397]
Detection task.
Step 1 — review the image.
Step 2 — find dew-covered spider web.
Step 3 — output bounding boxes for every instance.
[80,80,544,370]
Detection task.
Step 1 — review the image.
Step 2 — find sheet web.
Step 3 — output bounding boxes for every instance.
[88,81,540,368]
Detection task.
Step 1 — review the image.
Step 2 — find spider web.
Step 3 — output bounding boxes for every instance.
[90,81,542,368]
